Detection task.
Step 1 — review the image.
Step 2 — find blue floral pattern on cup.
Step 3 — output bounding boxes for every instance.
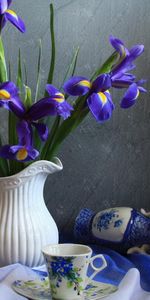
[96,209,123,231]
[46,257,83,296]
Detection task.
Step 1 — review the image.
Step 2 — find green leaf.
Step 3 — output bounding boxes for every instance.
[43,47,80,158]
[42,93,87,160]
[60,46,80,90]
[8,109,25,175]
[8,60,12,81]
[0,135,9,176]
[8,113,18,148]
[35,39,42,102]
[74,267,79,272]
[76,277,83,283]
[0,37,7,83]
[7,49,26,175]
[67,281,73,288]
[24,61,28,85]
[91,51,120,81]
[40,116,60,160]
[45,3,55,93]
[17,48,23,92]
[24,85,32,109]
[8,112,19,175]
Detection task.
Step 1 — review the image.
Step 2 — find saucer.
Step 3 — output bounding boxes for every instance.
[12,277,117,300]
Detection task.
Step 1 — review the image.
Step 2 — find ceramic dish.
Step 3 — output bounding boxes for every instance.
[12,276,117,300]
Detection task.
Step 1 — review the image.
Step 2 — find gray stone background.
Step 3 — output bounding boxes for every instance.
[1,0,150,239]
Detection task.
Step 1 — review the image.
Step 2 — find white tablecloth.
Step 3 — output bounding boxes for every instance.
[0,264,150,299]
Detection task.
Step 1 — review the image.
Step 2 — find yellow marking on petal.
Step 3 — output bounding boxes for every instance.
[135,89,140,99]
[105,90,110,94]
[0,89,11,100]
[120,45,126,58]
[16,148,28,161]
[79,80,91,88]
[6,9,18,19]
[98,92,107,104]
[53,92,65,103]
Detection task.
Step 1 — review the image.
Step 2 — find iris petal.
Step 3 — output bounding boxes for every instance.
[0,145,14,159]
[63,76,91,96]
[120,83,139,108]
[129,45,144,60]
[109,35,128,58]
[56,101,73,120]
[32,122,49,141]
[138,86,147,93]
[91,74,111,93]
[112,44,144,78]
[5,9,25,32]
[0,0,8,14]
[104,91,115,111]
[27,148,39,160]
[0,81,19,95]
[17,120,32,147]
[8,96,26,117]
[7,0,12,7]
[26,97,58,121]
[46,84,59,96]
[87,92,114,122]
[111,73,136,88]
[0,144,39,162]
[26,95,73,121]
[0,81,25,117]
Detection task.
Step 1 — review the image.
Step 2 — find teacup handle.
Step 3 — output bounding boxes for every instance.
[86,254,107,285]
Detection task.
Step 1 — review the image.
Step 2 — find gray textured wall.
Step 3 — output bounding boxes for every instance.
[2,0,150,239]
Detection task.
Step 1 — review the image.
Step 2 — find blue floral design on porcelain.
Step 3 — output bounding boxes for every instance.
[114,219,123,227]
[96,209,123,231]
[46,256,83,296]
[51,257,73,278]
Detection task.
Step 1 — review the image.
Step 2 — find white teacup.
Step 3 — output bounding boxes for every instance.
[42,243,107,300]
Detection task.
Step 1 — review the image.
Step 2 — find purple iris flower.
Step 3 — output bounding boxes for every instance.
[0,81,25,117]
[121,81,147,109]
[110,35,144,88]
[0,82,73,145]
[0,81,49,142]
[109,35,146,106]
[109,35,130,59]
[0,120,39,162]
[24,84,73,141]
[25,84,73,121]
[110,35,144,63]
[63,74,114,122]
[0,0,25,32]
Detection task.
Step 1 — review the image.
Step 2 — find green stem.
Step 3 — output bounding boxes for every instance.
[44,96,88,160]
[0,36,8,82]
[8,113,21,175]
[40,116,61,159]
[0,136,9,176]
[45,3,55,96]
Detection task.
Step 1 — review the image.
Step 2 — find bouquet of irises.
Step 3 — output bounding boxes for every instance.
[0,0,146,176]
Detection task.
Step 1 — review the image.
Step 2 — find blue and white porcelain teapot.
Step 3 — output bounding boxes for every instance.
[74,207,150,253]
